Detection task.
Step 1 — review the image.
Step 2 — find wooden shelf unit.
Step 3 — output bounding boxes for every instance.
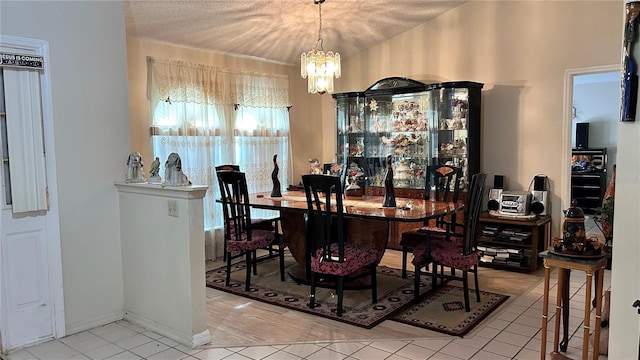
[477,212,551,272]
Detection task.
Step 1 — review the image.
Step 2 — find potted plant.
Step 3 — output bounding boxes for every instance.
[593,196,614,245]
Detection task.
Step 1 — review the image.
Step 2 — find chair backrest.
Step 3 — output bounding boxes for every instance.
[460,172,487,256]
[423,165,462,202]
[215,164,241,172]
[323,163,347,192]
[216,170,253,242]
[302,174,346,262]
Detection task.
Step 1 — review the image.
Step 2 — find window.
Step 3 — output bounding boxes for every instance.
[147,57,290,229]
[0,68,10,206]
[0,61,47,212]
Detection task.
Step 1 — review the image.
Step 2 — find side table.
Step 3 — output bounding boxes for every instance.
[539,250,608,360]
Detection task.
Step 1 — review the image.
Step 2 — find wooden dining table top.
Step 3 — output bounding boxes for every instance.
[247,190,463,222]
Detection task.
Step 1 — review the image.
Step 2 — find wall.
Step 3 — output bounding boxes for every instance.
[1,1,129,333]
[125,38,324,185]
[337,1,622,235]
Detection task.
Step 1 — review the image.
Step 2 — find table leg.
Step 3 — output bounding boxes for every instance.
[592,267,605,360]
[560,269,571,352]
[554,268,572,353]
[541,264,551,360]
[582,271,594,360]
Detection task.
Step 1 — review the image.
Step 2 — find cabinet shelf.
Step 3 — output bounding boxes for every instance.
[479,237,531,248]
[571,171,606,214]
[477,212,551,272]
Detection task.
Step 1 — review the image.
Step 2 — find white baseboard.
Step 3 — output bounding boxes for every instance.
[192,329,212,348]
[125,311,211,349]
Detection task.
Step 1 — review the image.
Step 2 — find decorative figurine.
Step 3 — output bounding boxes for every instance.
[125,151,146,183]
[148,156,162,184]
[271,154,282,198]
[309,158,322,174]
[382,155,396,208]
[163,152,191,186]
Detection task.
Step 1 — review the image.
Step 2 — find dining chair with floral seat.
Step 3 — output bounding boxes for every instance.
[411,172,487,311]
[215,164,285,280]
[302,174,380,317]
[399,164,462,278]
[217,170,286,290]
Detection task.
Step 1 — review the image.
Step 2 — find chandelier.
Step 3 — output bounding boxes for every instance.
[300,0,341,94]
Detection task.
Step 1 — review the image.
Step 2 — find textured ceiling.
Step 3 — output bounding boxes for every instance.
[124,0,465,66]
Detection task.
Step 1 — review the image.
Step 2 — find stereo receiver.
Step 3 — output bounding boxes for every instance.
[498,191,531,215]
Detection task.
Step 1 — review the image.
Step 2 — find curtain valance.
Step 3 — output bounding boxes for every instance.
[147,57,289,108]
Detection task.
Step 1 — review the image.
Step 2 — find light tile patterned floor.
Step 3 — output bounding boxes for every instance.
[5,268,610,360]
[6,218,609,360]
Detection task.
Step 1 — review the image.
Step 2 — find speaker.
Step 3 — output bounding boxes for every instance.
[530,175,548,215]
[530,190,548,215]
[576,123,589,149]
[493,174,505,190]
[487,175,505,211]
[534,175,546,191]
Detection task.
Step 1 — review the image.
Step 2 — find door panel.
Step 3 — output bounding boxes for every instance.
[1,213,52,349]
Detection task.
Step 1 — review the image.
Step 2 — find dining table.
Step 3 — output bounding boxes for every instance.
[247,190,463,282]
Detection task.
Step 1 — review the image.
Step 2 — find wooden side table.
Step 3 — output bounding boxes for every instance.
[539,250,607,360]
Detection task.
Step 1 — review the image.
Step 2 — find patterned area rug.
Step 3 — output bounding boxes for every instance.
[391,284,510,336]
[205,256,508,335]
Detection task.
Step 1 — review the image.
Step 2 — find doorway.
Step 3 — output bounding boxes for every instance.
[561,65,620,214]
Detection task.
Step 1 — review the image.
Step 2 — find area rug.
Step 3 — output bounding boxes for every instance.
[205,255,508,335]
[391,284,510,336]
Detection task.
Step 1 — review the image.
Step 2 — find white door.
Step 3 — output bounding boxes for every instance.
[0,210,52,349]
[0,36,63,351]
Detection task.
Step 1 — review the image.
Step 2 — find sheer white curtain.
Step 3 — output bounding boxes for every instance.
[147,57,290,232]
[234,73,291,219]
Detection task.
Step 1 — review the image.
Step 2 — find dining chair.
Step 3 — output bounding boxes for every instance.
[411,172,487,311]
[302,174,379,317]
[217,170,286,290]
[322,163,347,192]
[215,164,284,272]
[399,165,462,278]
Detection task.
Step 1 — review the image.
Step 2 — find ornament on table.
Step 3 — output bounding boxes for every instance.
[271,154,282,198]
[309,158,322,174]
[382,155,396,208]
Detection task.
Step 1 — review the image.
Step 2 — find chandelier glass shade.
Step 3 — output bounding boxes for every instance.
[300,0,341,94]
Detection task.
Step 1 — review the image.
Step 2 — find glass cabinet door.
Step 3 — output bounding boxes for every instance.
[335,93,364,183]
[364,92,431,189]
[429,87,471,189]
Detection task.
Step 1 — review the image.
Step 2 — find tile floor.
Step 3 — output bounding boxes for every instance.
[5,267,610,360]
[6,218,610,360]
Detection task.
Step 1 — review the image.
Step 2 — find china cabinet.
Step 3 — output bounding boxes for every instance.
[333,78,483,250]
[333,77,483,193]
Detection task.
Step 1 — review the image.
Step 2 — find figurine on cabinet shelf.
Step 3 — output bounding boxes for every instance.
[382,155,396,208]
[163,152,191,186]
[125,152,146,184]
[270,154,282,198]
[148,156,162,184]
